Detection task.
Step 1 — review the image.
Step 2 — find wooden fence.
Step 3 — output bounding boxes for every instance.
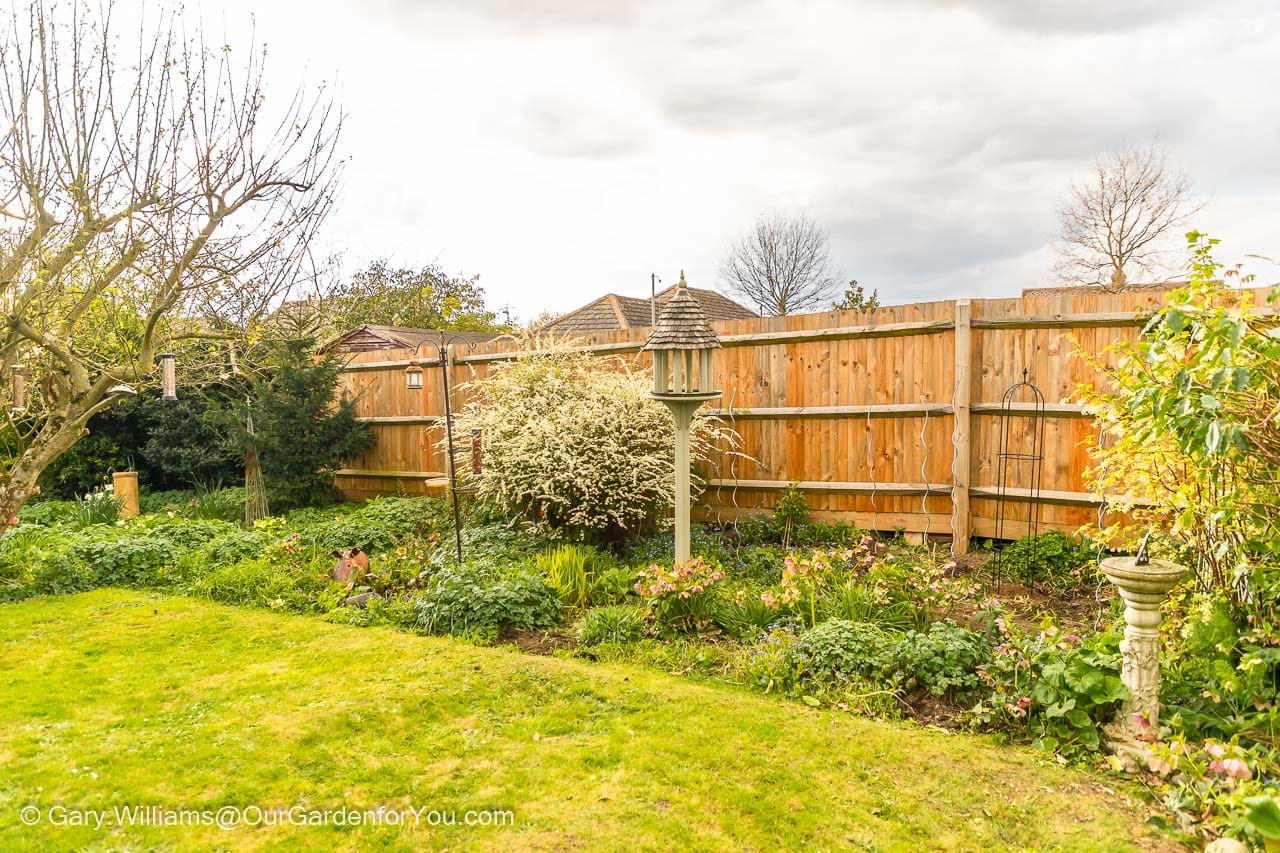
[333,286,1273,553]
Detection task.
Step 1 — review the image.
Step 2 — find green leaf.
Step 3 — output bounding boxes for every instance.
[1045,699,1075,719]
[1065,708,1092,730]
[1245,796,1280,840]
[1206,420,1222,454]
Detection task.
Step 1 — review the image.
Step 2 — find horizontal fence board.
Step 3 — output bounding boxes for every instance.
[707,479,953,496]
[355,416,444,425]
[333,469,447,481]
[970,403,1086,417]
[971,311,1150,329]
[711,404,953,419]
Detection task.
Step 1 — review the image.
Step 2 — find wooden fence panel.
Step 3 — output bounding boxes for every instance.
[332,287,1273,550]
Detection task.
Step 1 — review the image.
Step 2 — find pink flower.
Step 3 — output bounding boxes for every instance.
[1220,758,1251,780]
[1017,696,1033,708]
[1144,750,1173,776]
[1204,742,1226,759]
[1132,712,1152,732]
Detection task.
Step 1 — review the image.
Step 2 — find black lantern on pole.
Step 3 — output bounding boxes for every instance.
[404,360,425,390]
[401,335,469,564]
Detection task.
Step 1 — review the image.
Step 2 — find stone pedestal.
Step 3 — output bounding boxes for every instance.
[1099,555,1187,761]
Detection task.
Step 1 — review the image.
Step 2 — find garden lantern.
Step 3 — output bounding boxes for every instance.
[404,360,425,390]
[642,271,721,562]
[160,353,177,401]
[10,364,25,413]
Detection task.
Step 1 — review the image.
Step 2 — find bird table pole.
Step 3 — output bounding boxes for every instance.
[668,399,702,563]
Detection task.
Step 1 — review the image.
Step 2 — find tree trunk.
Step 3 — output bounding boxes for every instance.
[0,414,91,527]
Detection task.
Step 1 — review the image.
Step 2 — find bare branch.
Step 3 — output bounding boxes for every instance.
[719,212,840,315]
[1054,142,1203,288]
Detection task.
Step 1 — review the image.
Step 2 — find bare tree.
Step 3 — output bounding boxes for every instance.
[0,1,341,521]
[719,212,840,315]
[1055,143,1202,287]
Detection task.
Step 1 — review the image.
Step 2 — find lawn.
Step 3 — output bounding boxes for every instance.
[0,590,1170,851]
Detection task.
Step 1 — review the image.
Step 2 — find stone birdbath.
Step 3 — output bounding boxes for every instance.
[1099,536,1187,761]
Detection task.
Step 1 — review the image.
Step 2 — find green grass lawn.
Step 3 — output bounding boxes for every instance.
[0,590,1169,851]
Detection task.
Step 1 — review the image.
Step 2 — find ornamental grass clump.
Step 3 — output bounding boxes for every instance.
[448,348,742,542]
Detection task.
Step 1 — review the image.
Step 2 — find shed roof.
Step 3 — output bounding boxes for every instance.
[320,325,501,354]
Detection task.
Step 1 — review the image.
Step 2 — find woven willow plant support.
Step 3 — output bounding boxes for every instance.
[243,409,269,527]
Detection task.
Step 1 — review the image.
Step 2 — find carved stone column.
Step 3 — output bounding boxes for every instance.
[1099,555,1186,756]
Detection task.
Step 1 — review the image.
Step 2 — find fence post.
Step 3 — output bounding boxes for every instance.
[951,299,973,555]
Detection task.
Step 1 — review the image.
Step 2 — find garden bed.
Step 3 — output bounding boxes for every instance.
[2,488,1275,848]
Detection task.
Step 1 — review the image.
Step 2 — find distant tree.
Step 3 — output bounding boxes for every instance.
[1055,143,1202,287]
[832,280,880,312]
[720,213,840,315]
[221,338,373,512]
[326,261,506,333]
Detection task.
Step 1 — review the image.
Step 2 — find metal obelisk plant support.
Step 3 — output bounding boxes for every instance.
[642,272,721,562]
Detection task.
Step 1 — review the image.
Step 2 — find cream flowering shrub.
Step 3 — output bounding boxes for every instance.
[449,349,741,541]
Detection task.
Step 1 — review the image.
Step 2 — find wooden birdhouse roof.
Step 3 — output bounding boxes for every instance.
[642,274,722,351]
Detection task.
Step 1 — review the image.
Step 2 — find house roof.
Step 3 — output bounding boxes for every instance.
[541,284,755,335]
[320,325,502,354]
[642,276,722,351]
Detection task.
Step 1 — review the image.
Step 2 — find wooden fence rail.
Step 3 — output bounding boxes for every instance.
[333,286,1273,553]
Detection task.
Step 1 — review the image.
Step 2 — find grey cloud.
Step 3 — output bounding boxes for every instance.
[518,96,653,159]
[882,0,1205,33]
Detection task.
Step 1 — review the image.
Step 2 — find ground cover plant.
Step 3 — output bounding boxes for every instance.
[0,589,1170,850]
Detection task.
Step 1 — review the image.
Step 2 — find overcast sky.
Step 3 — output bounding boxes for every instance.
[208,0,1279,320]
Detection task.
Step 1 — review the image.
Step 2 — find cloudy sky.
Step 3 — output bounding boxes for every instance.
[208,0,1279,320]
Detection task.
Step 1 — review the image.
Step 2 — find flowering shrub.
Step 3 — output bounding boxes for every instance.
[968,615,1126,755]
[635,557,726,633]
[1139,734,1280,846]
[759,539,877,626]
[450,348,742,541]
[907,559,982,629]
[70,483,122,527]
